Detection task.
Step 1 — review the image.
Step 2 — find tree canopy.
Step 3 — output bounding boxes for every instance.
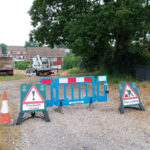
[24,41,39,48]
[29,0,150,73]
[0,43,7,54]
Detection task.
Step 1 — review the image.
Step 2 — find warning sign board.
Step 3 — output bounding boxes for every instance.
[118,82,140,106]
[122,84,139,106]
[20,84,46,112]
[118,82,144,113]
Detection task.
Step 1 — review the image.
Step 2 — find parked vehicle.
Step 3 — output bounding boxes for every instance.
[0,55,14,76]
[32,55,53,76]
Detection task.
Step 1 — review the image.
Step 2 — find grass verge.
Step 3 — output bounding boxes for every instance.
[60,68,135,83]
[0,99,20,150]
[0,74,26,81]
[0,125,20,150]
[61,68,150,107]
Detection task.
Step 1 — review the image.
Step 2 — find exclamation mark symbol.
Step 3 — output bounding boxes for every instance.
[32,90,35,100]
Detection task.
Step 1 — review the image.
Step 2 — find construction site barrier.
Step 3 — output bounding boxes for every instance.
[40,78,54,107]
[40,75,108,107]
[55,76,96,106]
[96,76,109,102]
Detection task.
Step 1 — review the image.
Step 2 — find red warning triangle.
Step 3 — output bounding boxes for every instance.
[122,84,138,100]
[23,85,45,104]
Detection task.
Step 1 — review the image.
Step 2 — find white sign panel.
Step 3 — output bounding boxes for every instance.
[123,98,140,106]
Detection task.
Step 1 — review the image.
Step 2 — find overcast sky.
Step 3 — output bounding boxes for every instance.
[0,0,34,46]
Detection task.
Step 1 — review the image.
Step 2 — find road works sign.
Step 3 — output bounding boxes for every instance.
[16,84,50,125]
[122,83,139,106]
[118,82,144,114]
[21,84,46,112]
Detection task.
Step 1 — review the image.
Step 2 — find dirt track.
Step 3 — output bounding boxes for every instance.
[0,75,150,150]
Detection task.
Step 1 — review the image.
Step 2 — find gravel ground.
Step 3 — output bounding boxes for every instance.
[0,75,150,150]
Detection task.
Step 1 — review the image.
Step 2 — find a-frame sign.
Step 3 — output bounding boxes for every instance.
[22,85,45,111]
[122,84,139,105]
[16,84,50,125]
[118,82,144,114]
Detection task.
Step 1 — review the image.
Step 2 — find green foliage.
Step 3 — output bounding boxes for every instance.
[24,41,39,48]
[29,0,150,74]
[61,66,134,84]
[67,68,86,74]
[55,43,67,48]
[92,71,134,84]
[0,43,7,54]
[62,53,82,70]
[15,61,32,70]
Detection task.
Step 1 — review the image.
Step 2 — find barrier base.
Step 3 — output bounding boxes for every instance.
[119,105,124,114]
[54,101,64,114]
[54,106,64,114]
[119,104,145,114]
[16,111,50,125]
[89,98,93,111]
[139,103,145,111]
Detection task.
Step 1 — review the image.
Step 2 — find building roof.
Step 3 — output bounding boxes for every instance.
[27,47,66,57]
[7,46,26,52]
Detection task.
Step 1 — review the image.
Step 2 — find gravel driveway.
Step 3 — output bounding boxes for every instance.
[0,75,150,150]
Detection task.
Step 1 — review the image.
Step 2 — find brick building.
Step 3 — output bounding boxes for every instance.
[6,46,66,70]
[27,47,66,70]
[7,46,27,61]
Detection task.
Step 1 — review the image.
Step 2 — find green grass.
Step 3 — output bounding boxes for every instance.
[67,68,87,74]
[0,126,19,150]
[61,67,136,84]
[108,74,134,84]
[0,74,26,81]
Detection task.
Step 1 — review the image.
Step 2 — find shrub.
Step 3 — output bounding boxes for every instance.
[15,61,32,70]
[62,53,82,70]
[67,68,86,74]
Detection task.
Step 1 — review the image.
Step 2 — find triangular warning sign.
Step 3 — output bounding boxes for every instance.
[122,84,138,100]
[23,85,45,104]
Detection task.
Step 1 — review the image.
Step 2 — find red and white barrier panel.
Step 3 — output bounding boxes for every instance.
[98,76,107,82]
[59,77,93,84]
[41,79,52,84]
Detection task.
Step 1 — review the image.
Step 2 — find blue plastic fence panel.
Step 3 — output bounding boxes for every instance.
[96,75,108,102]
[40,78,54,107]
[55,76,96,106]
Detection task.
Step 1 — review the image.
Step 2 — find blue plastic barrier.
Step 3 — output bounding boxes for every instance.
[54,76,96,106]
[40,78,54,107]
[40,75,108,107]
[96,76,108,102]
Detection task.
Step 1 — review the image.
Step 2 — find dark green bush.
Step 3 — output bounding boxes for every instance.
[62,53,82,70]
[15,61,32,70]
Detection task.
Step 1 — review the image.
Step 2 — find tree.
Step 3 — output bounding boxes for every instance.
[0,43,7,54]
[29,0,91,46]
[29,0,150,73]
[62,52,81,70]
[55,43,67,48]
[24,41,39,48]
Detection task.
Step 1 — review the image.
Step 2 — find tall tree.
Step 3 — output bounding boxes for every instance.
[29,0,150,73]
[0,43,7,54]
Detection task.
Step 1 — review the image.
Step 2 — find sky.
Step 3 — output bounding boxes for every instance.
[0,0,34,46]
